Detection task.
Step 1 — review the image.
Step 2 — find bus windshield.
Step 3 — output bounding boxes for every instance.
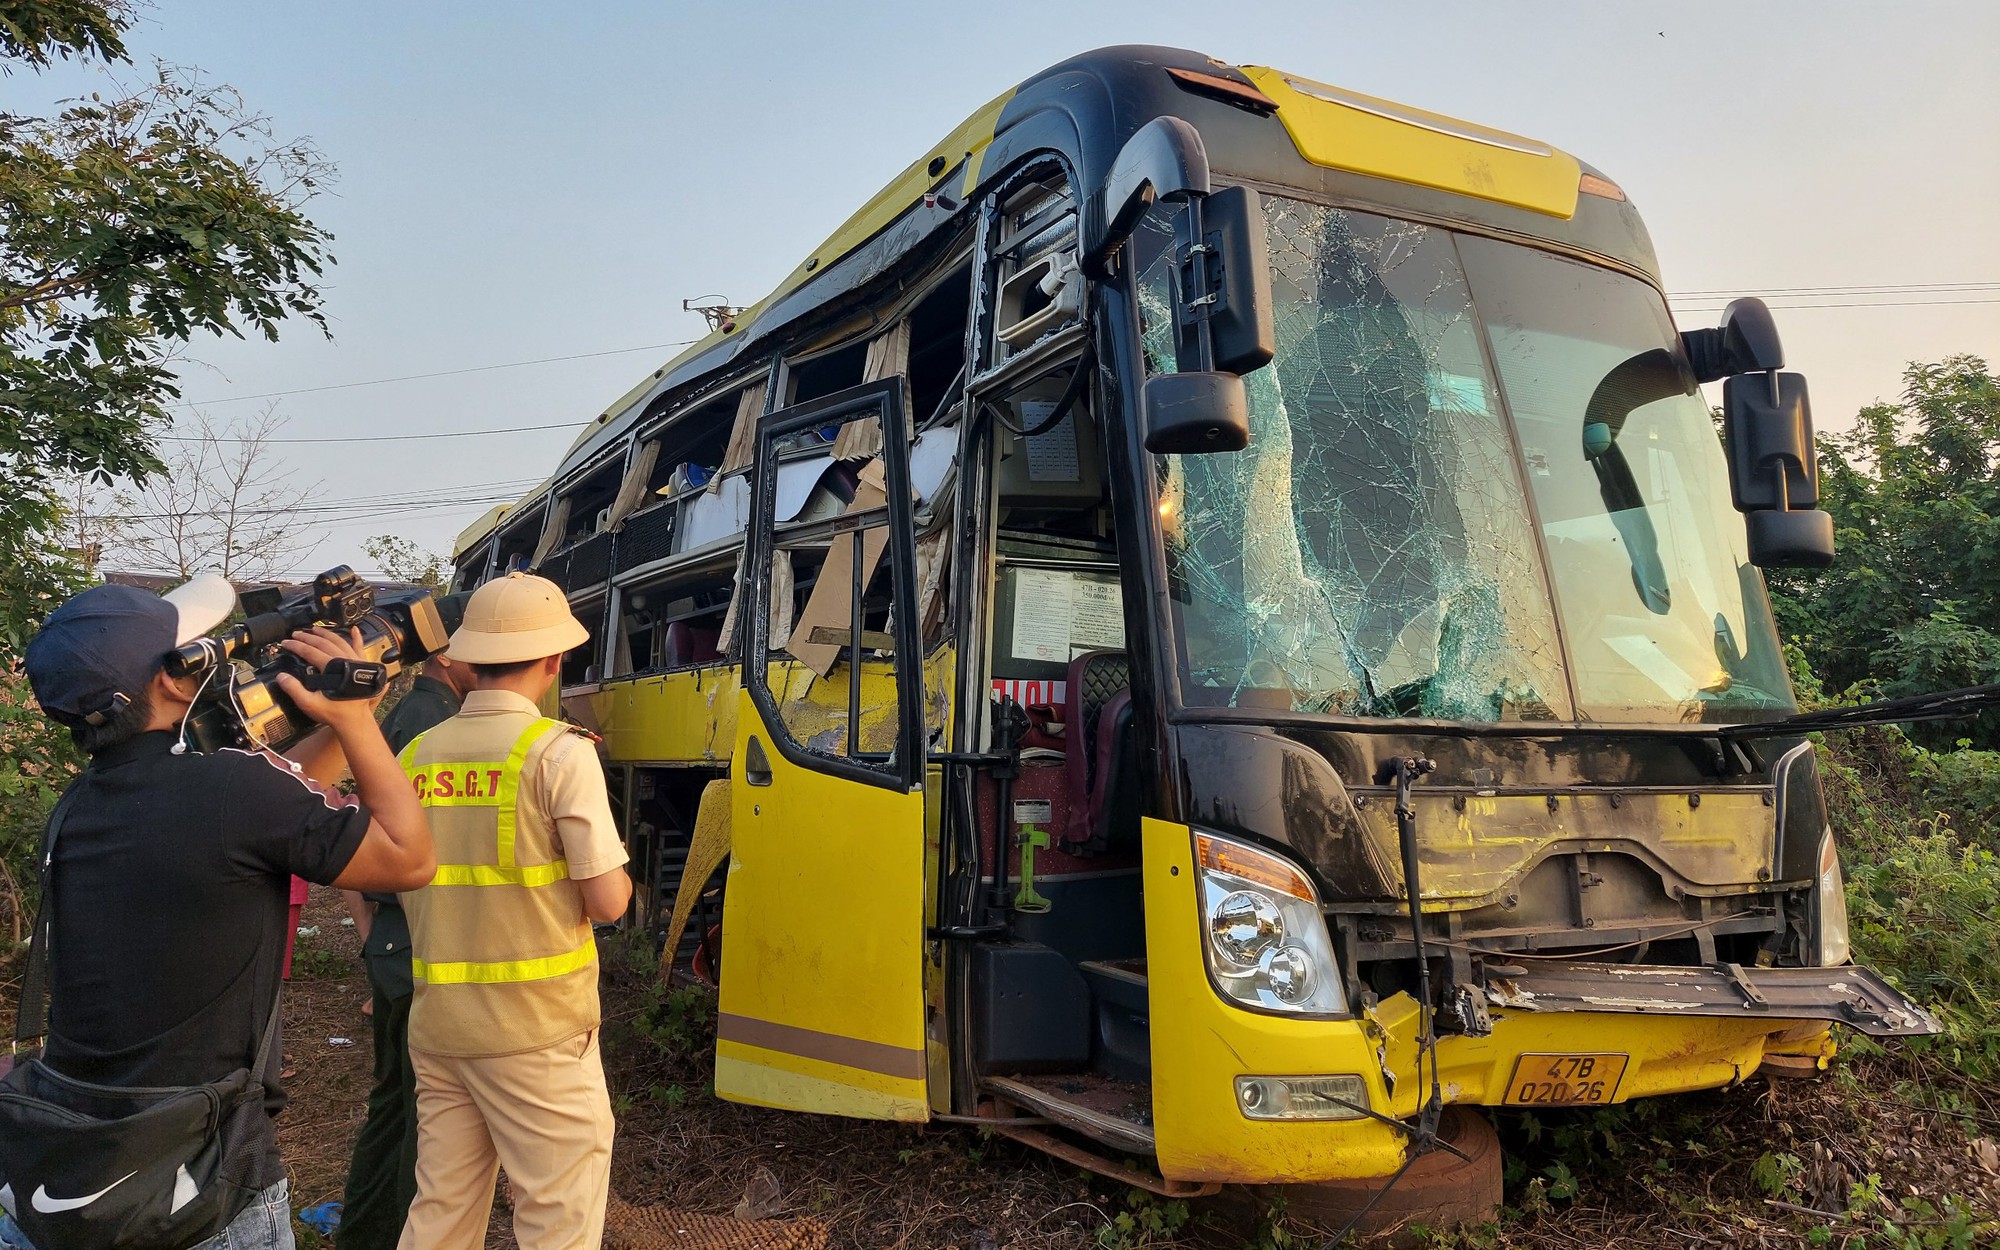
[1144,195,1793,724]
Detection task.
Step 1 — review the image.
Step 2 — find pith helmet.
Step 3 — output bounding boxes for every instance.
[446,572,589,664]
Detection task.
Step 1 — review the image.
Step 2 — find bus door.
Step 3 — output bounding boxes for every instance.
[717,379,932,1120]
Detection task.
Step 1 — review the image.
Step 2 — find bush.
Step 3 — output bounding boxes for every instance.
[1816,721,2000,1087]
[0,670,81,942]
[1845,816,2000,1081]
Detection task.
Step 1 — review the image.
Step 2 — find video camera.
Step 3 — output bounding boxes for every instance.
[166,565,450,754]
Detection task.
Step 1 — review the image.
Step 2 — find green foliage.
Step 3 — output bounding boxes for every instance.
[1751,1150,1804,1198]
[0,0,333,655]
[1768,355,2000,748]
[0,0,127,67]
[287,927,353,980]
[364,535,449,589]
[631,977,718,1066]
[1843,812,2000,1081]
[0,664,81,940]
[1092,1189,1188,1249]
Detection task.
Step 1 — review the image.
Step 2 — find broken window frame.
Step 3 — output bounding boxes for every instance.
[743,377,925,792]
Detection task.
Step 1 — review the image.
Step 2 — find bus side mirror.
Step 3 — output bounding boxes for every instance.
[1191,185,1275,377]
[1143,372,1250,454]
[1085,117,1210,278]
[1723,370,1835,568]
[1683,297,1784,383]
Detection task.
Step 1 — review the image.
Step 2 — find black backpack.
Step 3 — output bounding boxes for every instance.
[0,786,282,1250]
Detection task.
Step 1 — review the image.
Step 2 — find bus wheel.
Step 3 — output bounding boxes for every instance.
[1266,1107,1502,1241]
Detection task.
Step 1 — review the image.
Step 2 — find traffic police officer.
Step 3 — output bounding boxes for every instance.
[394,573,631,1250]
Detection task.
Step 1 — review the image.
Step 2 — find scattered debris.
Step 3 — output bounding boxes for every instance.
[733,1166,789,1221]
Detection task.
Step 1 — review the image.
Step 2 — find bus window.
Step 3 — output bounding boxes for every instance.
[786,340,868,407]
[561,597,602,688]
[614,563,733,677]
[908,262,973,427]
[750,391,918,773]
[492,502,544,576]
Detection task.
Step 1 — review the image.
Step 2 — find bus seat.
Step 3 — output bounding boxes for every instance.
[1088,690,1140,853]
[663,622,722,668]
[1063,649,1134,852]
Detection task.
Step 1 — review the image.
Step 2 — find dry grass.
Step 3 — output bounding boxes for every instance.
[6,890,1995,1248]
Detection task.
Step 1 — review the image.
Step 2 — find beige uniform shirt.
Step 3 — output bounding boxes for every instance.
[401,689,629,1057]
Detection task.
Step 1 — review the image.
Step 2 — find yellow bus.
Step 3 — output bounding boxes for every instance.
[450,45,1934,1223]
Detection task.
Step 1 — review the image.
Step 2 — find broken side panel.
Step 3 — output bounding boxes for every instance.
[1141,197,1570,721]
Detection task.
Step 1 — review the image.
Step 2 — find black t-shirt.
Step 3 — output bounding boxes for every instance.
[41,730,370,1184]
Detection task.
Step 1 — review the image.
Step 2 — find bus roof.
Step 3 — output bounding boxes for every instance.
[460,45,1653,559]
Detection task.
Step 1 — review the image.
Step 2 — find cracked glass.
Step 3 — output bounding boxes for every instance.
[1144,197,1569,719]
[1137,193,1794,724]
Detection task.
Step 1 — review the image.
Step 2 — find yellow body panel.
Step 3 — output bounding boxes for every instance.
[716,1043,925,1120]
[587,667,742,764]
[1144,817,1409,1182]
[716,689,929,1121]
[1365,992,1776,1117]
[1241,66,1581,219]
[1145,818,1812,1183]
[588,646,953,767]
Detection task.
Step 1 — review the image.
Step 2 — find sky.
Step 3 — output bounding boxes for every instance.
[12,0,1998,579]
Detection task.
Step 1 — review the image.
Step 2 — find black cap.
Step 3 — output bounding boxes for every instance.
[25,585,182,726]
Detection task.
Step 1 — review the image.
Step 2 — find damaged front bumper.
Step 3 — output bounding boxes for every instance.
[1482,961,1941,1037]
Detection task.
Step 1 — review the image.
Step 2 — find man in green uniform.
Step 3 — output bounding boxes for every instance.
[339,596,471,1249]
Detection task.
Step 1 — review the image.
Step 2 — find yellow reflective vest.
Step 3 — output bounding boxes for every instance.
[399,713,600,1056]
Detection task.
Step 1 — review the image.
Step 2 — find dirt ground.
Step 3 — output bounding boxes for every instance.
[9,885,1995,1248]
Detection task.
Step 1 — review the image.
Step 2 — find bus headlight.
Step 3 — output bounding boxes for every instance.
[1811,829,1851,967]
[1195,831,1347,1015]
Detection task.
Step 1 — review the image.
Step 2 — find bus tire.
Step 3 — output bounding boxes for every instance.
[1263,1106,1502,1240]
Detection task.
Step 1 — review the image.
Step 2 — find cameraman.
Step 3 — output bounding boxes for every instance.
[3,583,435,1250]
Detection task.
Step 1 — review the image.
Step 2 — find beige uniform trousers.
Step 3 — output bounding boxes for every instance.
[396,1029,614,1250]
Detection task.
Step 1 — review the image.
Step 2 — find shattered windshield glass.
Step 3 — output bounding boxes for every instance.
[1144,198,1570,719]
[1140,194,1793,724]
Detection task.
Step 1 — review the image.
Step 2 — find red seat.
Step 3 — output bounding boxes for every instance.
[663,621,722,668]
[1063,650,1137,853]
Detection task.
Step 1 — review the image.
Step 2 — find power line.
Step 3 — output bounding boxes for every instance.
[1671,297,2000,312]
[158,421,584,445]
[1666,280,1999,297]
[171,338,702,408]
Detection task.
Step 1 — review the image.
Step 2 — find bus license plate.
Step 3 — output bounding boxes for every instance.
[1504,1053,1628,1106]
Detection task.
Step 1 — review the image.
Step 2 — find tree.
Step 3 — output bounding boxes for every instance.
[364,534,449,589]
[0,0,334,652]
[1767,354,2000,746]
[112,407,320,583]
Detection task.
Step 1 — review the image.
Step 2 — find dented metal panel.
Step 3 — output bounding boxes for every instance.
[1347,788,1778,906]
[1484,962,1941,1037]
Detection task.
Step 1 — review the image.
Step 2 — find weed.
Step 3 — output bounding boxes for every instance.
[289,931,353,980]
[631,980,718,1064]
[1751,1150,1804,1198]
[1092,1188,1188,1249]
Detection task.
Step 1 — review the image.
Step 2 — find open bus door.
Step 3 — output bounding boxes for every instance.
[716,379,932,1120]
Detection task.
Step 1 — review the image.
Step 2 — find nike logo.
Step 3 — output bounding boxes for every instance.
[31,1172,136,1214]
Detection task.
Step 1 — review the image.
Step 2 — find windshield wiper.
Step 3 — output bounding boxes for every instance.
[1716,682,2000,739]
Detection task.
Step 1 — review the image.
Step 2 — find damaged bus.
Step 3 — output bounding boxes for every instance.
[450,46,1936,1218]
